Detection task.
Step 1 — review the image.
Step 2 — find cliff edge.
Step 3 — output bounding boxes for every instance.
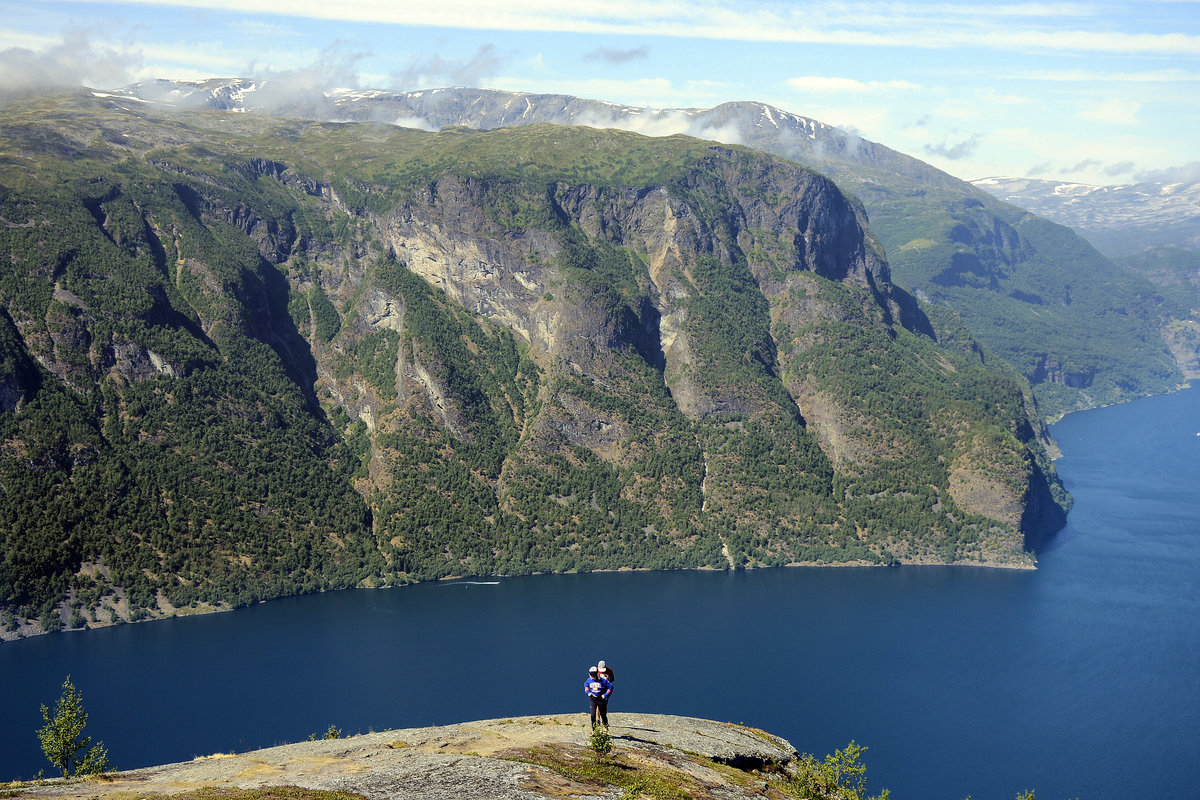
[10,714,817,800]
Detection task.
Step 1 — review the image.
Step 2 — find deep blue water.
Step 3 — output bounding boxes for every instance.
[2,387,1198,800]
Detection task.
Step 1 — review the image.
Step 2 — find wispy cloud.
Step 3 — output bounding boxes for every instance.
[1134,161,1200,183]
[584,45,650,64]
[67,0,1200,56]
[0,24,141,94]
[972,28,1200,55]
[393,44,507,90]
[1064,158,1102,174]
[245,40,366,102]
[925,134,983,160]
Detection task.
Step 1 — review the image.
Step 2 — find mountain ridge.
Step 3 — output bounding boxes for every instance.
[972,173,1200,257]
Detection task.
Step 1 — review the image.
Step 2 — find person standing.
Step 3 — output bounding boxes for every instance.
[596,659,614,721]
[584,665,612,728]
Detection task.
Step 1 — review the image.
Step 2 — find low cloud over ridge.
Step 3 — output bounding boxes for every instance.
[0,26,141,96]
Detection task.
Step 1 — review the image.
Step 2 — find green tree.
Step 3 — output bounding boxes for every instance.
[37,676,110,777]
[790,741,889,800]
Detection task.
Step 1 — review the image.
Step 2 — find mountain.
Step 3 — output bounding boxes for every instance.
[111,80,1191,420]
[0,90,1067,636]
[972,173,1200,379]
[971,173,1200,258]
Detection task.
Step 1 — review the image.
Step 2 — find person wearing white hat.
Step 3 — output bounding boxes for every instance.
[584,665,613,728]
[596,660,614,723]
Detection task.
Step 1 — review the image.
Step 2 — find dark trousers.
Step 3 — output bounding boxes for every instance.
[589,695,609,726]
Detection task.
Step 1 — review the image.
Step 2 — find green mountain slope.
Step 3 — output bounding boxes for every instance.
[0,92,1067,636]
[717,115,1185,419]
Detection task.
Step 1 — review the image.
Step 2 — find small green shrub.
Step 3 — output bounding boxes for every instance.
[787,741,887,800]
[308,725,342,741]
[588,724,612,759]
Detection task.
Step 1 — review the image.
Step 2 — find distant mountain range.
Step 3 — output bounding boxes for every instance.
[110,79,1196,417]
[970,173,1200,379]
[115,79,988,193]
[972,173,1200,258]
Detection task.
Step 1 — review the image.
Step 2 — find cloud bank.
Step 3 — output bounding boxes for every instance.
[392,45,507,90]
[0,26,142,95]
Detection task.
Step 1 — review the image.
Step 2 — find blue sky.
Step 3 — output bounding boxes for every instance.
[2,1,1198,185]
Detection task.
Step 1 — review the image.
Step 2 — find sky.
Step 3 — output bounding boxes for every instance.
[1,1,1198,186]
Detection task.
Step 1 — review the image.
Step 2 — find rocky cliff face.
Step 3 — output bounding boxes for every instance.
[0,94,1069,635]
[305,133,1063,571]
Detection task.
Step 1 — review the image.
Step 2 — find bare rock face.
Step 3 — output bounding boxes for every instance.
[948,462,1025,527]
[1163,320,1200,379]
[14,714,802,800]
[383,176,562,353]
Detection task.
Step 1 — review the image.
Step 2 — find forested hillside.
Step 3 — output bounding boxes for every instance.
[0,92,1068,637]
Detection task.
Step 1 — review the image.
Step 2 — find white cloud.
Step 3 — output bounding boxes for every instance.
[781,104,892,141]
[0,24,142,92]
[690,120,742,145]
[393,44,506,90]
[68,0,1200,56]
[571,107,695,137]
[392,115,437,131]
[983,28,1200,55]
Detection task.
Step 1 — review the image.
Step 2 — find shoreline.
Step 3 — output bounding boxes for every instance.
[0,553,1036,644]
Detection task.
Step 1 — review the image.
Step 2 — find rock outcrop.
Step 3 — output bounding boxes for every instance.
[14,714,804,800]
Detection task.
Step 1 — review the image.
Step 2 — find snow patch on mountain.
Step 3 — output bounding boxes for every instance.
[973,175,1200,254]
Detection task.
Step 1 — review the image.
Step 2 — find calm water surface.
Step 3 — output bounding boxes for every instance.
[3,388,1198,800]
